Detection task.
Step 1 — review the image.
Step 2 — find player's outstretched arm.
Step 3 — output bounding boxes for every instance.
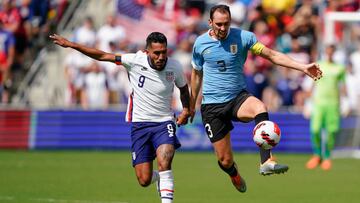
[189,69,203,123]
[259,46,323,81]
[176,84,191,126]
[49,34,117,63]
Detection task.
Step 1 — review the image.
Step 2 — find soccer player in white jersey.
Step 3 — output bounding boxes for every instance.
[189,5,323,193]
[50,32,191,203]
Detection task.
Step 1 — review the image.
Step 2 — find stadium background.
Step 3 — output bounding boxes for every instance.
[0,0,360,203]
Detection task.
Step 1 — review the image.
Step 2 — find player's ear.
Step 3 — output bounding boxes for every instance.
[208,19,212,26]
[143,49,149,54]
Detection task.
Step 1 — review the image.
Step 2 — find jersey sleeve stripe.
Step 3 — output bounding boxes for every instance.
[191,61,202,70]
[126,93,133,122]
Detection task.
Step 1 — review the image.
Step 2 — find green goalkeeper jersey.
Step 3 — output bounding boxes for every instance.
[313,60,346,106]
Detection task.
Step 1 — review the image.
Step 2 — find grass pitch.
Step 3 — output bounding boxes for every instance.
[0,151,359,203]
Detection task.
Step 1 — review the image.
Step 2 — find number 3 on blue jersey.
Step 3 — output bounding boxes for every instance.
[138,75,145,87]
[217,60,226,72]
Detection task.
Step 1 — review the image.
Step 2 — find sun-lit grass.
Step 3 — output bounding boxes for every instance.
[0,151,359,203]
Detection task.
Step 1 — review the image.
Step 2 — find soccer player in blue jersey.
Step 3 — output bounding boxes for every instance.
[50,32,191,203]
[189,4,323,193]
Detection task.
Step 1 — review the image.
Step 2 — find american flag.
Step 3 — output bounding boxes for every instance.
[116,0,176,45]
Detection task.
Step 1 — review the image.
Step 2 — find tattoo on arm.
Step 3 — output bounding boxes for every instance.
[179,84,190,109]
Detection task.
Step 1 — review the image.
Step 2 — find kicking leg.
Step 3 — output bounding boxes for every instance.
[237,96,271,163]
[254,112,272,163]
[237,96,288,175]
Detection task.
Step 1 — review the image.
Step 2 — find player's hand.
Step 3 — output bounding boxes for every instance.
[176,108,191,126]
[49,34,72,48]
[304,63,322,81]
[189,108,196,123]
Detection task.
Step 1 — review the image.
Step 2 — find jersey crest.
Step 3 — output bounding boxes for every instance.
[166,71,174,82]
[230,44,238,54]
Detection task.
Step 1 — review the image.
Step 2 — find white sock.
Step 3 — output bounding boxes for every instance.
[151,170,160,184]
[159,170,174,203]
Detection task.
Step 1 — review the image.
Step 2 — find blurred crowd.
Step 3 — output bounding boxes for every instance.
[3,0,360,115]
[0,0,69,104]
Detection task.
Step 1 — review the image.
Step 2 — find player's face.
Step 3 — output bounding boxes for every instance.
[146,42,168,70]
[209,11,231,40]
[325,46,335,59]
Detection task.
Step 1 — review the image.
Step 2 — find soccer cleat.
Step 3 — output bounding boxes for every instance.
[230,173,247,193]
[306,156,321,169]
[321,159,332,171]
[259,158,289,176]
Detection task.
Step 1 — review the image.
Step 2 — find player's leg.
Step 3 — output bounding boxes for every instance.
[201,102,246,192]
[306,106,323,169]
[321,106,340,170]
[236,96,288,175]
[132,148,158,187]
[212,133,247,193]
[134,162,155,186]
[131,122,158,187]
[213,133,234,169]
[156,144,175,202]
[153,121,181,203]
[236,96,270,162]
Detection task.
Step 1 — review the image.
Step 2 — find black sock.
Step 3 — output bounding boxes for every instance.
[255,112,269,125]
[260,148,271,164]
[218,161,238,177]
[255,112,271,164]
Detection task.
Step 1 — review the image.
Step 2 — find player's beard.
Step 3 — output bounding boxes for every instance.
[212,27,228,40]
[155,60,166,70]
[218,29,228,40]
[149,56,167,71]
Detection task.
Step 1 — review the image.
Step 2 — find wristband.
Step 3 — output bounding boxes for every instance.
[115,55,122,65]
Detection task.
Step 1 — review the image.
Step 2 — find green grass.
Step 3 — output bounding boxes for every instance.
[0,151,359,203]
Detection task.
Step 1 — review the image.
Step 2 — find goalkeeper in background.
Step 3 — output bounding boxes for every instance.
[305,44,347,171]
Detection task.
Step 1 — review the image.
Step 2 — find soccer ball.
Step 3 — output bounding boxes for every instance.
[253,121,281,150]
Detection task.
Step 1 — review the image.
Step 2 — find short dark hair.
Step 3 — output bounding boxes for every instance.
[210,4,231,20]
[326,44,336,50]
[146,32,167,48]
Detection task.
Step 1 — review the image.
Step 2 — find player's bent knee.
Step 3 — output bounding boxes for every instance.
[218,156,233,168]
[254,102,267,114]
[135,171,152,187]
[137,176,152,187]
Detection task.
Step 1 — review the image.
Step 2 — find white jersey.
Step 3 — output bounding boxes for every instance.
[122,51,187,122]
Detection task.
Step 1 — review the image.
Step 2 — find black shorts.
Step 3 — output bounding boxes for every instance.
[200,90,252,143]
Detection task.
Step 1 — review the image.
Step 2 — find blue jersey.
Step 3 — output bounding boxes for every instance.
[192,28,258,104]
